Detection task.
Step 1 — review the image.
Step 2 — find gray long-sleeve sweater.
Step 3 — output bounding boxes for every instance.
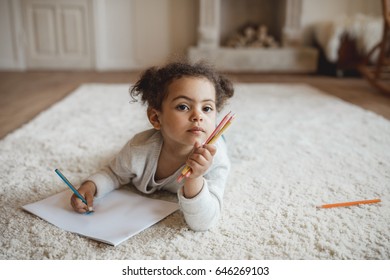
[86,129,230,231]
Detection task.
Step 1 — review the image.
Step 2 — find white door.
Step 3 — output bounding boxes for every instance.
[23,0,93,69]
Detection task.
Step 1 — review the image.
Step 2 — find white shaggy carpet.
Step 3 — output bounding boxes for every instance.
[1,83,389,260]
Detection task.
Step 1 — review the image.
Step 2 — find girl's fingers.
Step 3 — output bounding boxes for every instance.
[191,145,215,163]
[84,191,94,212]
[188,151,208,166]
[71,194,88,213]
[186,143,217,177]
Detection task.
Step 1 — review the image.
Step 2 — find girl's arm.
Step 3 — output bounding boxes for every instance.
[183,143,216,198]
[178,140,230,231]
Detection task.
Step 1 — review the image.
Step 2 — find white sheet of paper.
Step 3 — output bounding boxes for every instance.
[22,188,179,246]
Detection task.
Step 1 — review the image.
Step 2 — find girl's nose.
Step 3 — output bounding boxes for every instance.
[191,109,203,122]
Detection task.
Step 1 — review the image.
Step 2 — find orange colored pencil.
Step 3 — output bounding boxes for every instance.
[318,198,381,209]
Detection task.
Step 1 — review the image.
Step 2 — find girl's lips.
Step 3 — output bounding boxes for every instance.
[187,126,205,133]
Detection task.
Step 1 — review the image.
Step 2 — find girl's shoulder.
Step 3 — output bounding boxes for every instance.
[129,129,162,147]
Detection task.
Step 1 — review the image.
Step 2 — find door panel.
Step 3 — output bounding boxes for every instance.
[23,0,93,69]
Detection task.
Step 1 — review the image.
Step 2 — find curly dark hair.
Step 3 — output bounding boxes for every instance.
[130,61,234,112]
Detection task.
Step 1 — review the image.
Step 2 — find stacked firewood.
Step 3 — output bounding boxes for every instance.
[225,23,279,48]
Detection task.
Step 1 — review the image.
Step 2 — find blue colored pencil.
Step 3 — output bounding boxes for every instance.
[55,169,87,205]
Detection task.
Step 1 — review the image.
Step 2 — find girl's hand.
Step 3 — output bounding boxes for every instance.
[186,142,217,179]
[70,181,96,213]
[183,142,217,198]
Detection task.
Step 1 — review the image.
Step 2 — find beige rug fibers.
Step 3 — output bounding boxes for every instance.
[0,83,389,259]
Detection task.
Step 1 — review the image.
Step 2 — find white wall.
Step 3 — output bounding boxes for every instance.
[300,0,381,45]
[0,0,25,70]
[0,0,382,70]
[91,0,198,70]
[301,0,381,25]
[94,0,136,70]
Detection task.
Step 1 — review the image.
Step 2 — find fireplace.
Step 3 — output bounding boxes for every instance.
[188,0,318,72]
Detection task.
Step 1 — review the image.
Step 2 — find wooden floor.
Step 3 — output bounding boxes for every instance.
[1,71,390,139]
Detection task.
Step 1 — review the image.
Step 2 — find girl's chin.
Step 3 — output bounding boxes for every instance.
[189,135,206,145]
[173,134,207,147]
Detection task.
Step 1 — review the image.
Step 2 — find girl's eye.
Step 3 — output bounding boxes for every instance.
[176,104,189,111]
[203,106,214,113]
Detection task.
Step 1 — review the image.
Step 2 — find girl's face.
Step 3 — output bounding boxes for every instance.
[152,76,217,150]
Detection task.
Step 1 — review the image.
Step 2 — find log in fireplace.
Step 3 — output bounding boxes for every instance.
[188,0,318,72]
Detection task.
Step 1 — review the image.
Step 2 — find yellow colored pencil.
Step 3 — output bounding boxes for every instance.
[208,121,233,144]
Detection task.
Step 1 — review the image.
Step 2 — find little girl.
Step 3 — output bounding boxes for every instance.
[71,61,234,231]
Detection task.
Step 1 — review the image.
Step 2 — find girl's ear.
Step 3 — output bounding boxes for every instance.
[147,107,161,130]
